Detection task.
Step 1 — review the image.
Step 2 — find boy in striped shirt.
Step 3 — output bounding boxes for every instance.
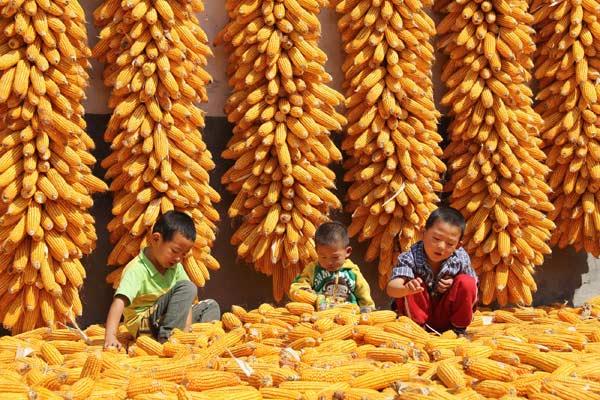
[387,207,477,335]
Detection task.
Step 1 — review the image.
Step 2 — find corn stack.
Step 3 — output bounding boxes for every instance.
[333,0,445,289]
[92,0,220,287]
[0,0,106,333]
[532,0,600,256]
[436,0,555,305]
[3,303,600,399]
[216,0,346,301]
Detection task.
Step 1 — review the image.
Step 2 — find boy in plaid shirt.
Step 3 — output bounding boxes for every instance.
[387,207,477,335]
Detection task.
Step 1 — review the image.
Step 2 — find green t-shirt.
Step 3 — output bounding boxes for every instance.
[115,248,190,336]
[310,265,360,304]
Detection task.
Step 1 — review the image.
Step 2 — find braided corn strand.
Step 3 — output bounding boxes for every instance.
[92,0,220,288]
[216,0,346,301]
[437,0,554,305]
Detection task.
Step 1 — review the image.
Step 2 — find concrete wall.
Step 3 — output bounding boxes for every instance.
[63,1,600,328]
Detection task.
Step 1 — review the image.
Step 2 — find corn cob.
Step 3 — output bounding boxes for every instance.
[541,378,600,400]
[216,0,346,301]
[328,388,390,400]
[259,387,303,400]
[437,0,554,305]
[135,335,164,356]
[184,370,241,391]
[289,288,318,305]
[63,376,96,400]
[350,364,419,389]
[332,0,444,288]
[93,0,219,289]
[127,378,177,397]
[221,312,243,331]
[278,381,351,392]
[200,386,262,400]
[79,352,102,380]
[359,310,398,325]
[285,301,315,316]
[473,379,518,397]
[40,342,65,365]
[384,317,431,345]
[437,360,467,390]
[463,356,518,382]
[521,352,565,372]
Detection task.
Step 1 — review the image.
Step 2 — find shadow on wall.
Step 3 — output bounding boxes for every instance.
[532,247,589,307]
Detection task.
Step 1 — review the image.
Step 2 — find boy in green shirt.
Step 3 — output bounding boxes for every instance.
[103,211,220,349]
[289,221,375,312]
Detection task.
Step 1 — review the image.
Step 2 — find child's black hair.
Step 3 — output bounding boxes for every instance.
[153,211,196,242]
[315,221,349,247]
[425,207,466,240]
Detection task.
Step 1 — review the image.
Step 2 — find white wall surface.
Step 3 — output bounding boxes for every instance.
[83,2,344,116]
[573,254,600,306]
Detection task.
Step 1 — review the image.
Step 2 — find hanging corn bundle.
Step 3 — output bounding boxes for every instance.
[532,0,600,256]
[216,0,346,301]
[92,0,220,288]
[0,0,106,332]
[436,0,555,305]
[333,0,445,288]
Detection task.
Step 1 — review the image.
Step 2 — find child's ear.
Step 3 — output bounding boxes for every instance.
[150,232,162,244]
[345,246,352,257]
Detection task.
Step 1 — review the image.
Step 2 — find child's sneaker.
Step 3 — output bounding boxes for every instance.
[452,326,467,337]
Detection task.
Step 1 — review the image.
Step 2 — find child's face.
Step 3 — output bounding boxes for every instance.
[148,232,194,271]
[422,220,462,266]
[316,243,351,272]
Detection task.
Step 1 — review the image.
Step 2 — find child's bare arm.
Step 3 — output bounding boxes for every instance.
[386,277,424,298]
[184,307,193,332]
[104,295,127,350]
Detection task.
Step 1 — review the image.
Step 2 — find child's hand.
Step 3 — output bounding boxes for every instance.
[436,276,454,294]
[104,334,122,351]
[405,277,424,294]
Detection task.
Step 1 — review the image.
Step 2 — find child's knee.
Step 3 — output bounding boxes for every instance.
[173,280,197,301]
[450,275,477,305]
[193,299,221,322]
[453,274,477,292]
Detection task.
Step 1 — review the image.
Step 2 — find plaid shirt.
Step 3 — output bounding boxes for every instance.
[390,241,477,294]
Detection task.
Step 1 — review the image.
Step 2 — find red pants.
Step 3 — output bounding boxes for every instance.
[394,274,477,332]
